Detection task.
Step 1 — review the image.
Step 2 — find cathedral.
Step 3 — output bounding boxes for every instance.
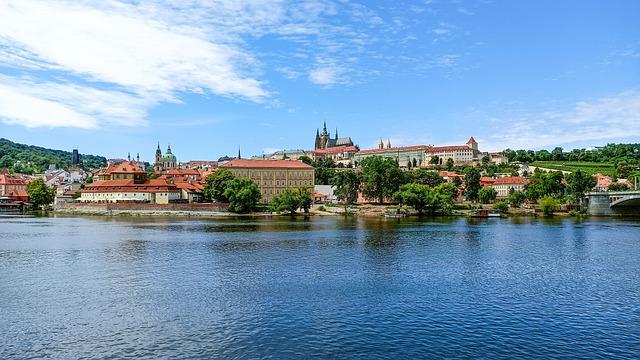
[154,143,178,172]
[314,122,354,150]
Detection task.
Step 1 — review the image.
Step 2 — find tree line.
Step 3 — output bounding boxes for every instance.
[0,138,106,174]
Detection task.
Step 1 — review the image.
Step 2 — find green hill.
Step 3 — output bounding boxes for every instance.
[0,138,106,174]
[530,161,616,177]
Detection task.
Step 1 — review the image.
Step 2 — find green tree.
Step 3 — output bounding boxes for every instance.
[299,155,313,165]
[608,182,630,191]
[394,183,453,215]
[507,189,527,207]
[297,186,313,213]
[464,167,481,202]
[204,169,235,202]
[493,201,509,213]
[361,156,404,204]
[270,189,302,214]
[26,178,55,207]
[413,169,443,187]
[223,178,261,213]
[540,196,560,216]
[429,155,440,165]
[478,187,498,204]
[566,170,596,209]
[446,158,454,170]
[331,170,361,212]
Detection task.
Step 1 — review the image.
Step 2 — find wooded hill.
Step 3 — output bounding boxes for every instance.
[0,138,106,174]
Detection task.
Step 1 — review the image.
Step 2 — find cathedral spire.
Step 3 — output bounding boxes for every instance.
[157,142,160,150]
[335,128,338,139]
[127,152,131,161]
[379,138,384,149]
[238,147,241,159]
[387,138,391,148]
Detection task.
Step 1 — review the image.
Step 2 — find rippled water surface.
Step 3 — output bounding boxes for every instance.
[1,215,639,359]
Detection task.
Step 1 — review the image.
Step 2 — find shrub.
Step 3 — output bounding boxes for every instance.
[493,201,509,213]
[539,196,560,216]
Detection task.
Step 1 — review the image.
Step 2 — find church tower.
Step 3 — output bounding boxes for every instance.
[315,129,321,150]
[319,121,329,150]
[155,142,162,164]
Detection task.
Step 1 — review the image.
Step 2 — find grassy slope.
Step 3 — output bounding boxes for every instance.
[530,161,616,176]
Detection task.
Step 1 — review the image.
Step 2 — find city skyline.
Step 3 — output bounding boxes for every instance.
[0,0,639,161]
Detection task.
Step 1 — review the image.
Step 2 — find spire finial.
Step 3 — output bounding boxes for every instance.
[238,147,241,159]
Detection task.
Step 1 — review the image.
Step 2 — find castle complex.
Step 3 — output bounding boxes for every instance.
[314,122,354,150]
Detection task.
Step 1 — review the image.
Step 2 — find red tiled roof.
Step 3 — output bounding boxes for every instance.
[314,145,360,155]
[165,169,200,176]
[0,174,27,185]
[221,159,314,169]
[467,136,477,144]
[439,171,463,177]
[358,145,431,155]
[101,161,146,175]
[492,176,529,185]
[428,145,473,152]
[83,179,179,193]
[480,177,496,185]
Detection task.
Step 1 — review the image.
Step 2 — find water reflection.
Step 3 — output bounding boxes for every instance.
[1,215,640,359]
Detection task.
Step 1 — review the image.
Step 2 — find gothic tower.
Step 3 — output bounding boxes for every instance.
[319,121,329,150]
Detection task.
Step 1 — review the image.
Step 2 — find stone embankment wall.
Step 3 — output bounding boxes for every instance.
[55,202,229,216]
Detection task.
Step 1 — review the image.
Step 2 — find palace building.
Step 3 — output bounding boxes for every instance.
[220,159,315,203]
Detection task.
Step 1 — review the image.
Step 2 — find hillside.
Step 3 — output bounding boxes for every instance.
[0,138,106,173]
[529,161,616,177]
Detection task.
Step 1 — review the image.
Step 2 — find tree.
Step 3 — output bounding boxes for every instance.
[508,189,527,207]
[551,147,564,161]
[361,156,404,204]
[429,155,440,165]
[566,170,596,209]
[299,155,313,165]
[223,178,261,213]
[297,186,313,213]
[446,158,454,170]
[204,169,235,202]
[493,201,509,213]
[413,170,443,187]
[608,182,630,191]
[270,189,302,214]
[481,155,491,168]
[464,167,481,202]
[539,196,560,216]
[331,170,361,212]
[478,187,498,204]
[394,183,453,215]
[26,178,54,207]
[313,157,337,185]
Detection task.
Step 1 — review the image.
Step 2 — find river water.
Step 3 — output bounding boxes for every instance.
[1,215,639,359]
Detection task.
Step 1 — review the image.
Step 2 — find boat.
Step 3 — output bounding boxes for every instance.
[470,209,501,218]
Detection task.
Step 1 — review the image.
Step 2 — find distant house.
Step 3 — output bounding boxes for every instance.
[593,174,612,191]
[0,174,29,202]
[490,176,529,198]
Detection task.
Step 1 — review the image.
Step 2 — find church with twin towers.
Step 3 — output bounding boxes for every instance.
[314,122,354,151]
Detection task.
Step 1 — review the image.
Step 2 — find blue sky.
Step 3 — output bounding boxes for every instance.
[0,0,638,162]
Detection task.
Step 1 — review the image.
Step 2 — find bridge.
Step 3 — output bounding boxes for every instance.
[587,191,640,216]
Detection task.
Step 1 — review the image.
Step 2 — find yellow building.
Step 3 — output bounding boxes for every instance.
[220,159,315,202]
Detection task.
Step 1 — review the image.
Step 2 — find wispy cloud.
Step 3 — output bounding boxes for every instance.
[309,62,347,87]
[480,91,640,151]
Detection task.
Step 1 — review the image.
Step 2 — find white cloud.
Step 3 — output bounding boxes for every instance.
[480,91,640,151]
[0,76,152,128]
[309,63,347,87]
